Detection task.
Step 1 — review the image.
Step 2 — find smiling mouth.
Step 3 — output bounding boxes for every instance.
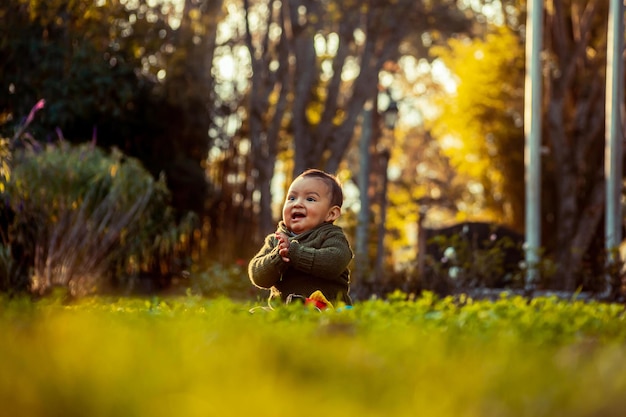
[291,213,305,220]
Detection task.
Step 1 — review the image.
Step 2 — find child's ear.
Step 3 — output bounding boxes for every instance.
[325,206,341,222]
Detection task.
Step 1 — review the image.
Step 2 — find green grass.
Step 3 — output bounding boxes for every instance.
[2,292,626,417]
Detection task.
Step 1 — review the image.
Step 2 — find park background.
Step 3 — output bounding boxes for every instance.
[3,2,626,417]
[0,0,624,301]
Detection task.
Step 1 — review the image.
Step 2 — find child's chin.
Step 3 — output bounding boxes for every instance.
[289,225,306,234]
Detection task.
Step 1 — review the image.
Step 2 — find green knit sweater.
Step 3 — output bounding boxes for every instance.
[248,221,353,305]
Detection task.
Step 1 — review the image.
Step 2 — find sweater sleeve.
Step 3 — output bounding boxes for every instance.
[287,228,353,280]
[248,234,288,289]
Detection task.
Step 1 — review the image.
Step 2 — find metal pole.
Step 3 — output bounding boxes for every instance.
[523,0,543,292]
[355,101,373,286]
[603,0,624,298]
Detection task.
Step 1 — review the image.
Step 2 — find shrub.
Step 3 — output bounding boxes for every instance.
[422,223,525,294]
[2,140,183,296]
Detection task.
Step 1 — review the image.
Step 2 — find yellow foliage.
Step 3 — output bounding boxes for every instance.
[431,26,525,225]
[306,102,322,125]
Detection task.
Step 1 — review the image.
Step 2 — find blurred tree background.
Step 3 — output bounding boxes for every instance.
[0,0,621,299]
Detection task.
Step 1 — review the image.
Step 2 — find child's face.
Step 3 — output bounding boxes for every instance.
[282,176,340,234]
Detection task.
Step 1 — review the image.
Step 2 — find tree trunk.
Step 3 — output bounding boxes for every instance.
[243,0,291,239]
[544,0,608,290]
[374,149,390,283]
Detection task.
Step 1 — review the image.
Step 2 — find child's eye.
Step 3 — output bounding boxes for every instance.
[307,197,316,202]
[287,196,295,201]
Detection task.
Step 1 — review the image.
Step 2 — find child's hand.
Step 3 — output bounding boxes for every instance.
[275,231,290,262]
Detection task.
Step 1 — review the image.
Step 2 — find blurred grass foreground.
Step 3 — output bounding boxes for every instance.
[2,292,626,417]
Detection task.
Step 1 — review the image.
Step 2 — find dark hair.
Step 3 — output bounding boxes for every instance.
[296,169,344,208]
